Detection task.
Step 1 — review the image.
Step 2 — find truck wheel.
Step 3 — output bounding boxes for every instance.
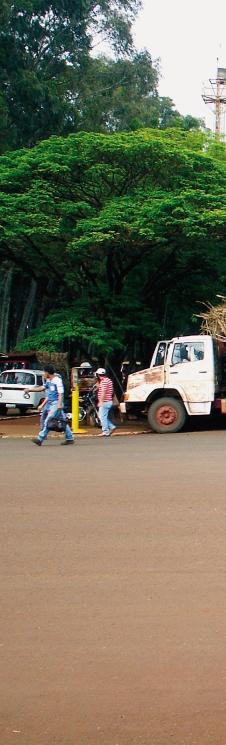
[0,404,7,415]
[148,397,186,433]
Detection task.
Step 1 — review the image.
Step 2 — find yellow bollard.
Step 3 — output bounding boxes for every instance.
[72,386,86,434]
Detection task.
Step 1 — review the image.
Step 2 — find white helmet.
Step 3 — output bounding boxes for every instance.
[96,367,106,376]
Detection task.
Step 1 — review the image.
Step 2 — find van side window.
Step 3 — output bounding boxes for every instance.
[37,375,43,386]
[172,342,204,365]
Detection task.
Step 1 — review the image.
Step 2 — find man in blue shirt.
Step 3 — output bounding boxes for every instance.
[32,364,74,446]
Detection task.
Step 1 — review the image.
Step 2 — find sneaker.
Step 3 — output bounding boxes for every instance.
[61,440,75,445]
[32,438,42,446]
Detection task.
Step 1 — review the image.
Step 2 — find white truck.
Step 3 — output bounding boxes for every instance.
[120,334,226,433]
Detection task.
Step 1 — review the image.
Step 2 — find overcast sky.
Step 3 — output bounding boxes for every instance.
[133,0,226,130]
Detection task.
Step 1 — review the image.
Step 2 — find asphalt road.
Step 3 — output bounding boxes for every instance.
[1,432,226,745]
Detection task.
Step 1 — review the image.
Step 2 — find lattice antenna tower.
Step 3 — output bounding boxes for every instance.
[202,61,226,137]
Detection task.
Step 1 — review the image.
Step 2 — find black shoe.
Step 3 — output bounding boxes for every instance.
[32,438,42,446]
[61,440,75,445]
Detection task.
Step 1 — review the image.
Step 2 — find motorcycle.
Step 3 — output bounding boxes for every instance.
[79,385,101,427]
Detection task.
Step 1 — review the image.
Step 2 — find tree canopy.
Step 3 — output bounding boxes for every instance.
[0,0,203,151]
[1,128,226,362]
[0,0,142,149]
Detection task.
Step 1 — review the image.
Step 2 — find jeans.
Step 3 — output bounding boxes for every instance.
[99,401,116,436]
[40,403,48,430]
[38,403,74,442]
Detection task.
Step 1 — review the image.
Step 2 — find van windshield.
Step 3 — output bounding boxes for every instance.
[0,372,35,385]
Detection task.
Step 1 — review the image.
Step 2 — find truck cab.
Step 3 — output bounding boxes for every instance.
[121,335,220,433]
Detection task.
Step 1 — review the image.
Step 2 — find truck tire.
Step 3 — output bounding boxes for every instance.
[148,397,186,434]
[0,404,7,415]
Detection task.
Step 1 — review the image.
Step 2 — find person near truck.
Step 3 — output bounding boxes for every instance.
[96,368,116,438]
[27,364,74,446]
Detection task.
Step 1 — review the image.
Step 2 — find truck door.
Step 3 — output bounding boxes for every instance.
[166,339,214,409]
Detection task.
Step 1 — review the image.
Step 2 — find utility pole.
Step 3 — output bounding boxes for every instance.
[202,62,226,137]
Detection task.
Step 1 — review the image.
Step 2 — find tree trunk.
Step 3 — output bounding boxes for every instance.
[36,279,54,328]
[16,279,37,346]
[0,268,13,352]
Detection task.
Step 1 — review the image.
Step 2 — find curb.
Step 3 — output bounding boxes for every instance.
[0,430,151,440]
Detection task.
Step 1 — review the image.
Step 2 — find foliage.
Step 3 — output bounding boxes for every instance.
[75,51,159,133]
[158,98,204,131]
[0,0,142,150]
[1,129,226,359]
[0,1,203,151]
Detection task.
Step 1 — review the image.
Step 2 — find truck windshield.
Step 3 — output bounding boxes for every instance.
[0,372,35,385]
[171,342,204,365]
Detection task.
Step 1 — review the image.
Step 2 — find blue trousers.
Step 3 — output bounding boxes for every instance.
[99,401,116,436]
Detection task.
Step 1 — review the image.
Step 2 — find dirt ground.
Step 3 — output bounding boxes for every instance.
[0,411,150,439]
[1,431,226,745]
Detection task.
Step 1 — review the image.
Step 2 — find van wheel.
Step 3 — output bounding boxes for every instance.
[18,407,28,415]
[0,404,7,415]
[148,397,186,433]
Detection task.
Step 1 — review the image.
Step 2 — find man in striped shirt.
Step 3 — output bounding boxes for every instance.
[96,368,116,437]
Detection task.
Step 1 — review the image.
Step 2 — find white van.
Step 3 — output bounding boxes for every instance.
[0,369,45,415]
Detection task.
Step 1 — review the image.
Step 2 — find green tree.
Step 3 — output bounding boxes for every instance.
[0,0,141,150]
[0,129,226,360]
[76,51,159,132]
[0,1,203,151]
[158,97,204,131]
